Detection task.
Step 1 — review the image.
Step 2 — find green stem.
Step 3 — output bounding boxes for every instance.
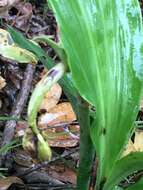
[77,96,95,190]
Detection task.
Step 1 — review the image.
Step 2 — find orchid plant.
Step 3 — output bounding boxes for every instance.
[0,0,143,190]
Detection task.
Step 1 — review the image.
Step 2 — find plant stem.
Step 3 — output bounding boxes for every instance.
[77,96,95,190]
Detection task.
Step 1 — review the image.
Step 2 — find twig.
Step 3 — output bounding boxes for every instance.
[40,121,78,130]
[0,64,35,164]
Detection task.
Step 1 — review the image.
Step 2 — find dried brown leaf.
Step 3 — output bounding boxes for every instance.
[0,176,23,190]
[134,130,143,151]
[0,76,6,90]
[39,83,62,112]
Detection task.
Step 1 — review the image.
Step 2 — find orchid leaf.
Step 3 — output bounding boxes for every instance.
[103,152,143,190]
[48,0,143,188]
[125,177,143,190]
[33,35,68,66]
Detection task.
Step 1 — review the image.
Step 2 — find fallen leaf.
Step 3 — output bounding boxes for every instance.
[134,130,143,151]
[43,125,79,147]
[122,140,136,157]
[0,0,20,17]
[38,102,76,127]
[0,176,23,190]
[48,164,76,184]
[0,76,6,90]
[123,129,143,157]
[13,2,33,29]
[39,83,62,112]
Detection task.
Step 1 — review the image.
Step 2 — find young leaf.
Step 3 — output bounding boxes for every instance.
[48,0,143,188]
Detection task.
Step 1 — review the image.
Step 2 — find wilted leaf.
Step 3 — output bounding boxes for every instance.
[0,176,23,190]
[39,83,62,112]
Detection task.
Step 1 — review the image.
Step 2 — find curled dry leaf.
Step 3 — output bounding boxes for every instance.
[39,83,62,112]
[0,176,24,190]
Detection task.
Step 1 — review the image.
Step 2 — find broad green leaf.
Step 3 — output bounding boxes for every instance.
[126,177,143,190]
[0,28,37,64]
[103,152,143,190]
[48,0,143,188]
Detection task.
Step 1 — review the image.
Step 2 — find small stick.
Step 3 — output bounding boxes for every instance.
[0,64,35,164]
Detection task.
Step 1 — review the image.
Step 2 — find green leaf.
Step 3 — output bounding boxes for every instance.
[7,26,79,113]
[48,0,143,188]
[33,35,68,66]
[7,26,54,69]
[125,177,143,190]
[103,152,143,190]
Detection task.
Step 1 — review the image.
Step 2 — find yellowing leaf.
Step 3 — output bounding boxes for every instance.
[0,46,37,64]
[39,83,62,112]
[0,28,37,64]
[0,29,14,45]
